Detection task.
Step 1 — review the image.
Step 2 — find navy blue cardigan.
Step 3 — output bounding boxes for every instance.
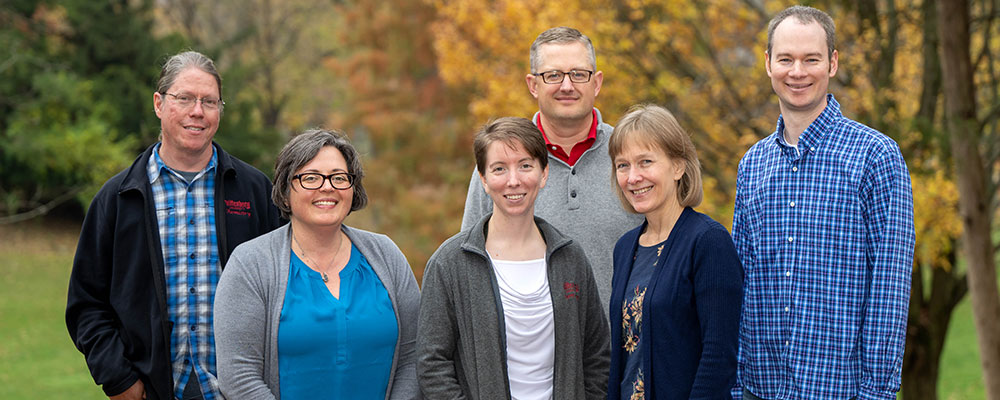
[607,207,743,400]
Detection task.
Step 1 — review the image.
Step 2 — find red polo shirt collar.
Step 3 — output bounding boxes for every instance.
[536,109,598,166]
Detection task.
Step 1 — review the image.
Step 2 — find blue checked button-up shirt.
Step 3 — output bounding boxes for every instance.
[148,145,222,399]
[732,95,915,399]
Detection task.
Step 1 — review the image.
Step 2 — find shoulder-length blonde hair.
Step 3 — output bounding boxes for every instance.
[608,104,703,213]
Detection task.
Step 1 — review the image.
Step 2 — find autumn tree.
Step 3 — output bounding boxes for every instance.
[936,0,1000,398]
[325,0,475,279]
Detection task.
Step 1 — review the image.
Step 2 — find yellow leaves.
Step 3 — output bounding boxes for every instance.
[912,170,961,271]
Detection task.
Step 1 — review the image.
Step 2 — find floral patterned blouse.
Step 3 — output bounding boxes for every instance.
[620,241,666,400]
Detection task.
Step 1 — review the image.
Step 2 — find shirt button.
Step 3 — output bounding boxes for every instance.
[785,271,791,277]
[189,287,196,294]
[810,147,816,152]
[189,218,195,225]
[190,325,197,331]
[784,306,790,312]
[551,146,558,150]
[189,253,196,260]
[570,190,577,198]
[571,169,576,175]
[789,201,795,207]
[788,236,794,242]
[792,166,798,172]
[785,340,789,346]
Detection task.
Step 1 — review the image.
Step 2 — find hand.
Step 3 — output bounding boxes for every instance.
[109,379,145,400]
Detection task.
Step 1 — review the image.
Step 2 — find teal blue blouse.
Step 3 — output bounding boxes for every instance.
[278,244,398,399]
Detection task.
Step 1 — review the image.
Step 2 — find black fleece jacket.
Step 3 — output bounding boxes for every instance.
[66,142,283,399]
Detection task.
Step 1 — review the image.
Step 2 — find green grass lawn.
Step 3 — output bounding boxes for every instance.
[0,219,105,400]
[0,218,989,398]
[938,294,987,399]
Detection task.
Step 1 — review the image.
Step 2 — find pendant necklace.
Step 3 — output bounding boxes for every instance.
[292,230,342,283]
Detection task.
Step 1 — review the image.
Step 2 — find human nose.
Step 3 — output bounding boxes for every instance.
[318,176,337,191]
[506,171,522,187]
[627,168,643,185]
[558,73,575,90]
[188,99,205,116]
[789,61,808,77]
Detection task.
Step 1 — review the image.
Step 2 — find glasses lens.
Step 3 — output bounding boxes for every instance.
[569,70,591,83]
[330,173,353,189]
[542,71,563,84]
[298,173,323,189]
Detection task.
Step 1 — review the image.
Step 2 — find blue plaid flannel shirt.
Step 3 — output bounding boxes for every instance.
[732,95,915,399]
[148,145,222,399]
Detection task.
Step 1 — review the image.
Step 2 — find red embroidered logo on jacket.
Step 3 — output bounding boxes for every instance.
[225,200,251,217]
[564,282,580,299]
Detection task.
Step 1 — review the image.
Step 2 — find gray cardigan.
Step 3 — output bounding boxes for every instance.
[417,214,610,399]
[461,108,644,309]
[214,223,421,399]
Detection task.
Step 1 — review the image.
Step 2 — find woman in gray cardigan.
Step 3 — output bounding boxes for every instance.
[417,118,610,399]
[214,130,421,399]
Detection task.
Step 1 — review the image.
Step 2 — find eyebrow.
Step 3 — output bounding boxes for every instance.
[773,51,825,58]
[301,168,348,173]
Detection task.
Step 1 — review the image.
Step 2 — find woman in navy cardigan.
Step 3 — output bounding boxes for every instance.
[606,104,743,400]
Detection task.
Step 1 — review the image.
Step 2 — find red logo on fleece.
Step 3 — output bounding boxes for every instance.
[225,199,251,217]
[564,282,580,299]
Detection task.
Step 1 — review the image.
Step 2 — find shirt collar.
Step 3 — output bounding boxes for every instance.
[774,93,841,152]
[147,143,218,184]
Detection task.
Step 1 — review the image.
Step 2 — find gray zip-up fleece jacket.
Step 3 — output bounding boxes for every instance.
[214,223,421,399]
[417,214,610,399]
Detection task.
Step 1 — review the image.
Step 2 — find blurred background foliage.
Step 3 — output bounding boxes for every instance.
[1,0,998,397]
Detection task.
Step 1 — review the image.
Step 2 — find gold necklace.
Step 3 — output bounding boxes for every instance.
[292,230,342,283]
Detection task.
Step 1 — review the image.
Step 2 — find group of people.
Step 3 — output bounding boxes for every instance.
[66,5,915,400]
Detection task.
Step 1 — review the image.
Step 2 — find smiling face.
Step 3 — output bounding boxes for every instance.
[288,146,354,230]
[479,140,548,220]
[153,67,221,167]
[766,19,838,119]
[614,138,685,219]
[526,42,603,125]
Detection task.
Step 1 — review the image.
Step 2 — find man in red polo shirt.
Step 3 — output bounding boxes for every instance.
[461,26,643,309]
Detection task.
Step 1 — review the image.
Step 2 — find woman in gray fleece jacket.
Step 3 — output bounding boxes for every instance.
[417,118,610,399]
[214,130,420,399]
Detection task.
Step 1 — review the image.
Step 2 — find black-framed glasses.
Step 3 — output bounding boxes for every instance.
[532,69,594,84]
[293,172,355,190]
[162,92,224,110]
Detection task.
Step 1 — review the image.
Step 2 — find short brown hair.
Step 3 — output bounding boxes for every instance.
[767,5,836,60]
[608,104,703,213]
[474,117,548,175]
[529,26,596,73]
[272,129,368,219]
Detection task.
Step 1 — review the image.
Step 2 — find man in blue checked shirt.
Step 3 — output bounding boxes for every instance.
[67,51,283,400]
[732,5,915,400]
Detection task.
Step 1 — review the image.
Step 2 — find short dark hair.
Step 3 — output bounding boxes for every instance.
[272,129,368,219]
[474,117,548,175]
[529,26,597,73]
[609,104,703,213]
[767,5,836,59]
[156,51,223,107]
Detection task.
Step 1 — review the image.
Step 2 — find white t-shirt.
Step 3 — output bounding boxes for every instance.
[490,255,554,400]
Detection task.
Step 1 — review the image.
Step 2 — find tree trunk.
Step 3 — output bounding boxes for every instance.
[936,0,1000,398]
[903,252,967,400]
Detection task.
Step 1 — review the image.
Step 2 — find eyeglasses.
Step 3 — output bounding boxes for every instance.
[532,69,594,84]
[162,92,224,110]
[293,172,356,190]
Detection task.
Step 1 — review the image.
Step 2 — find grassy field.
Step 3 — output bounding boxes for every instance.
[0,218,988,399]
